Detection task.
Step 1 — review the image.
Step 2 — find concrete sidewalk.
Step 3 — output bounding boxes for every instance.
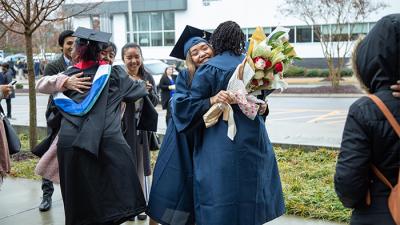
[0,178,344,225]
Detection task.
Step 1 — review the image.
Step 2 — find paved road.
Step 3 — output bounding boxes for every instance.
[3,94,359,148]
[266,96,358,147]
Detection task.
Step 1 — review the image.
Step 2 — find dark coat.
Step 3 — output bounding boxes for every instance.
[148,69,197,225]
[159,74,176,109]
[169,52,285,225]
[334,14,400,225]
[44,55,68,76]
[32,55,68,157]
[122,70,159,177]
[0,70,14,99]
[57,64,148,225]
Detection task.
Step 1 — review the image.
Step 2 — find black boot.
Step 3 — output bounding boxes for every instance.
[39,178,54,212]
[39,196,52,212]
[137,213,147,220]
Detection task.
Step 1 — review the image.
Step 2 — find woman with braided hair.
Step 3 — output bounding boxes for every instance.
[171,21,285,225]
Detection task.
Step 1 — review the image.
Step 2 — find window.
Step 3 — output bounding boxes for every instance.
[151,32,162,46]
[313,25,321,42]
[164,32,175,46]
[288,27,295,43]
[263,27,271,37]
[126,11,175,46]
[163,12,175,30]
[139,33,150,46]
[296,26,312,43]
[369,22,376,31]
[248,28,256,39]
[151,12,162,30]
[320,25,330,42]
[138,13,150,31]
[331,24,349,42]
[350,23,368,40]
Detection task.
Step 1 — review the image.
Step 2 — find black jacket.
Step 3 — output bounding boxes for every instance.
[334,14,400,225]
[159,74,176,109]
[44,55,68,76]
[32,55,68,157]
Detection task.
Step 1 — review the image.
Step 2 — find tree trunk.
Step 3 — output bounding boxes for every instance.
[326,58,340,89]
[24,33,38,150]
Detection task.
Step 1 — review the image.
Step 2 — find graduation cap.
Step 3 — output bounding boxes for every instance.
[73,27,112,44]
[170,25,212,60]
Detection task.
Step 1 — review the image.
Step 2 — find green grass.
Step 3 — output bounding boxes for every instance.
[275,147,351,223]
[9,139,351,223]
[9,134,40,180]
[10,157,40,180]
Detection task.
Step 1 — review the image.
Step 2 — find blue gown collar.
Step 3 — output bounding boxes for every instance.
[205,51,245,71]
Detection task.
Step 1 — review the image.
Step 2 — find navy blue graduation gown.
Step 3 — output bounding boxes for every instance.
[189,52,285,225]
[148,69,201,225]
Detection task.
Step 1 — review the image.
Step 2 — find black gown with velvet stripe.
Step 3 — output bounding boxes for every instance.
[56,65,148,225]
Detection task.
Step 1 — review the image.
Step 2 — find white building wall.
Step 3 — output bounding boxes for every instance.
[68,0,400,60]
[72,16,91,29]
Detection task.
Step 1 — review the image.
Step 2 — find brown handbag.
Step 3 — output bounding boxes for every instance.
[367,94,400,225]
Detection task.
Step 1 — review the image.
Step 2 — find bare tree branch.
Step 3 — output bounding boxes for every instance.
[282,0,386,88]
[0,0,101,149]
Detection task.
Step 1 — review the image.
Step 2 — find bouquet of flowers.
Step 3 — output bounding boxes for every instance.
[241,26,298,93]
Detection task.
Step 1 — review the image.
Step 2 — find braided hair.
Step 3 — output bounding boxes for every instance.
[210,21,245,56]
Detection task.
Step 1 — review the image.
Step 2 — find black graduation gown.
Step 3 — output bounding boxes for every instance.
[56,65,148,225]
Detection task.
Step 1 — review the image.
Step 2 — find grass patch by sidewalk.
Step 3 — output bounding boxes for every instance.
[9,139,351,223]
[9,134,40,180]
[276,147,351,223]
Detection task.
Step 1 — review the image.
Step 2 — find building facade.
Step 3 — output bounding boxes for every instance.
[65,0,399,64]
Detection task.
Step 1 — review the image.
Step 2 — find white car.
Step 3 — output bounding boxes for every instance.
[143,59,179,87]
[114,59,178,87]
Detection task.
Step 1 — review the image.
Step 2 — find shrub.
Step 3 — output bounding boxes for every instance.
[320,69,330,77]
[285,66,305,77]
[340,68,353,77]
[306,69,320,77]
[15,83,24,89]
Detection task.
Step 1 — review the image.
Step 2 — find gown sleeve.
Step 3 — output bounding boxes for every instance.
[36,73,69,94]
[113,66,148,103]
[145,73,160,106]
[172,66,215,132]
[334,101,371,208]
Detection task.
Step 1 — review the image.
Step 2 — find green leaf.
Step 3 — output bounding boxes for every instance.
[293,56,302,60]
[283,47,294,55]
[268,31,286,45]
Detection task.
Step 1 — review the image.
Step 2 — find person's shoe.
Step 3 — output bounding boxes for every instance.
[38,197,52,212]
[137,214,147,220]
[127,216,135,221]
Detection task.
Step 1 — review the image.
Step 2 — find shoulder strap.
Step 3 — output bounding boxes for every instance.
[371,165,394,189]
[367,94,400,137]
[367,94,400,189]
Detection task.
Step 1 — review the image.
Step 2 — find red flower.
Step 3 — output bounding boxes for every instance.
[265,59,272,69]
[274,62,283,72]
[253,56,263,63]
[251,79,259,86]
[262,78,270,86]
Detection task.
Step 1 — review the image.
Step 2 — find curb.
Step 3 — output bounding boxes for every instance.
[14,125,340,151]
[269,93,365,98]
[15,92,364,98]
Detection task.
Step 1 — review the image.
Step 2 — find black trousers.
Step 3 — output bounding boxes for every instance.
[41,178,54,198]
[1,99,11,118]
